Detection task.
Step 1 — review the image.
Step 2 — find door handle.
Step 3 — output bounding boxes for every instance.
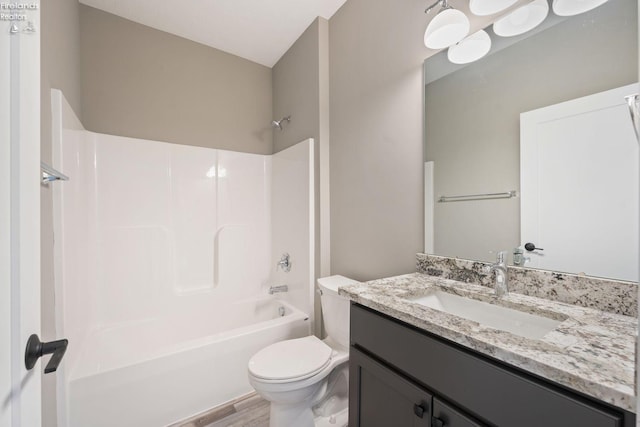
[432,417,445,427]
[524,242,544,252]
[25,334,68,374]
[414,403,427,418]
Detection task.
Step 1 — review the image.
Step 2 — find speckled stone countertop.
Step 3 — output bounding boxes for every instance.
[339,273,637,413]
[417,253,638,317]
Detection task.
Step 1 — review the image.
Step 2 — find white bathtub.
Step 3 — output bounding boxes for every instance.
[65,299,310,427]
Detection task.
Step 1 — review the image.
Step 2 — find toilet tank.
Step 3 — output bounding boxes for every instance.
[318,275,359,349]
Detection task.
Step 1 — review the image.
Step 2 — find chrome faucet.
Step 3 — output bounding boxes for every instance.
[484,251,509,297]
[277,253,291,272]
[268,285,288,295]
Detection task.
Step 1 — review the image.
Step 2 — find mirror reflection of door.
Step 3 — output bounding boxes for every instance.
[521,84,639,282]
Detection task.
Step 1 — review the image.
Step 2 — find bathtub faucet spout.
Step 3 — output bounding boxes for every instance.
[269,285,289,295]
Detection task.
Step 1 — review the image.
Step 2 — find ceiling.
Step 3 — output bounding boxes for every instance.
[79,0,348,68]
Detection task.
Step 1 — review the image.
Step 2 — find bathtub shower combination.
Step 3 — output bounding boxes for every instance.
[51,90,315,427]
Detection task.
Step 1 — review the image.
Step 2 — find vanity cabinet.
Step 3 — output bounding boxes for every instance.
[351,347,432,427]
[351,347,483,427]
[349,304,635,427]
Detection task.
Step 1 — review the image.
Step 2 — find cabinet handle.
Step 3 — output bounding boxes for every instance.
[414,403,426,418]
[432,417,445,427]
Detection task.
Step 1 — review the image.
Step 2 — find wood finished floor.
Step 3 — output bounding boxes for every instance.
[176,393,269,427]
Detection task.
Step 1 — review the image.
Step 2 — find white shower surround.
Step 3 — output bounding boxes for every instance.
[51,90,315,426]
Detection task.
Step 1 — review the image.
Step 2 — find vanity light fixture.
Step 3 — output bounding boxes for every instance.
[552,0,608,16]
[469,0,518,16]
[447,29,492,64]
[493,0,549,37]
[424,0,470,49]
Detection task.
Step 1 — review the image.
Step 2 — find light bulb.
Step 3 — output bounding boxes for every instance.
[552,0,608,16]
[424,8,470,49]
[493,0,549,38]
[448,30,492,64]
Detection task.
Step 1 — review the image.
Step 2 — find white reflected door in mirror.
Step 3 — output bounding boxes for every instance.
[521,83,639,282]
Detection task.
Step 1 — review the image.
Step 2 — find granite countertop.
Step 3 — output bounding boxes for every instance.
[339,273,637,413]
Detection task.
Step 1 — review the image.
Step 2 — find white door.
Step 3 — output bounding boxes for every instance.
[521,84,639,282]
[0,5,42,426]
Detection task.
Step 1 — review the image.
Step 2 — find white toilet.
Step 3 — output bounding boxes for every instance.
[248,275,357,427]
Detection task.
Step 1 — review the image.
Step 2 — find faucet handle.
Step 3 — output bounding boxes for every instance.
[488,250,508,264]
[512,248,530,266]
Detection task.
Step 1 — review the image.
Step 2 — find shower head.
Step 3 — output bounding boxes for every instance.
[271,116,291,130]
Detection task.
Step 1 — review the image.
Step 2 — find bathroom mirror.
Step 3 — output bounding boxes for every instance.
[423,0,639,282]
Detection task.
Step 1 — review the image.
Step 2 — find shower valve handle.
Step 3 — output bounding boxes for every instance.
[25,334,68,374]
[277,253,291,272]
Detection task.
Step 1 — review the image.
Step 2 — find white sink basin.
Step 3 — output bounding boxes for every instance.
[409,290,563,340]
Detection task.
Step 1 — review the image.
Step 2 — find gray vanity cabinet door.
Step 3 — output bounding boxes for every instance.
[349,347,432,427]
[432,398,485,427]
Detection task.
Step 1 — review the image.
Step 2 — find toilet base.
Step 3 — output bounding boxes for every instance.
[269,402,316,427]
[314,407,348,427]
[263,364,349,427]
[268,402,348,427]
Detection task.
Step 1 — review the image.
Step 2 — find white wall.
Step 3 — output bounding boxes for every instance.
[270,139,315,326]
[57,130,273,375]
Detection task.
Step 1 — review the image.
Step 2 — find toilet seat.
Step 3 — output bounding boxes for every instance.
[248,336,333,382]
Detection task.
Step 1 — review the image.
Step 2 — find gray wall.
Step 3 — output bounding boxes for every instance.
[272,17,330,335]
[328,0,428,281]
[79,5,273,154]
[425,0,638,262]
[41,0,83,425]
[273,18,324,154]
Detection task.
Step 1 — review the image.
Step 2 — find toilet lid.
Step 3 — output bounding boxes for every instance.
[248,336,332,381]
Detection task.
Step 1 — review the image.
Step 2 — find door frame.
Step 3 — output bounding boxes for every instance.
[0,5,42,427]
